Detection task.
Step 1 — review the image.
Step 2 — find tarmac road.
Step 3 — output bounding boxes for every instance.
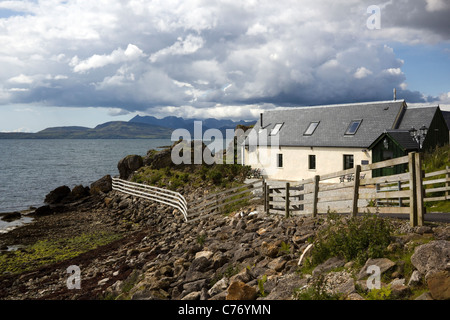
[384,212,450,224]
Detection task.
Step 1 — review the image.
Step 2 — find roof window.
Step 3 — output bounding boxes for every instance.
[270,123,284,136]
[345,120,362,135]
[304,121,320,136]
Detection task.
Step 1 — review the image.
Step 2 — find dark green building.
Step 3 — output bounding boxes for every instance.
[369,106,449,177]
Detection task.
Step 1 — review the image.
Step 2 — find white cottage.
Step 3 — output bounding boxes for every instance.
[242,100,448,182]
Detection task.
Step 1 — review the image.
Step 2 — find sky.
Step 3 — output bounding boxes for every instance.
[0,0,449,133]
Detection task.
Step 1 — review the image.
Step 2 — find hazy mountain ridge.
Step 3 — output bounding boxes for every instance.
[0,116,256,139]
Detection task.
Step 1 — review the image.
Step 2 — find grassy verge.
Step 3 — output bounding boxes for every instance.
[0,231,123,275]
[423,144,450,213]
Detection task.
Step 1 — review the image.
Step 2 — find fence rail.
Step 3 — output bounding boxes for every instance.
[187,180,264,223]
[264,152,449,227]
[112,177,189,222]
[112,177,264,223]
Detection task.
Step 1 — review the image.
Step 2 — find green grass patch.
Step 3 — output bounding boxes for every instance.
[0,231,123,275]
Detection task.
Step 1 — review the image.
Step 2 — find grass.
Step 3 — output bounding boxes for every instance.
[0,231,122,275]
[422,144,449,212]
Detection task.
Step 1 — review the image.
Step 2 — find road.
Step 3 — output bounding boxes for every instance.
[384,212,450,224]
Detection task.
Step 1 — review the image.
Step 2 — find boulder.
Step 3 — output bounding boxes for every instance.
[226,281,257,300]
[427,271,450,300]
[407,270,422,288]
[1,212,21,222]
[208,278,229,297]
[44,185,71,204]
[267,256,288,272]
[410,240,450,278]
[261,273,307,300]
[357,258,396,280]
[33,205,53,216]
[70,185,90,200]
[324,271,356,297]
[118,155,143,180]
[260,241,279,258]
[389,278,410,299]
[312,257,345,276]
[90,175,112,195]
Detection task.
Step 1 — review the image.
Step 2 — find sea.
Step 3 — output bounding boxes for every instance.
[0,139,172,233]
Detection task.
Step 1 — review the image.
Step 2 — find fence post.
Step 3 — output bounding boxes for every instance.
[415,152,424,226]
[263,180,267,213]
[351,165,361,217]
[408,152,418,227]
[446,166,450,200]
[265,182,270,215]
[312,175,320,217]
[285,182,290,218]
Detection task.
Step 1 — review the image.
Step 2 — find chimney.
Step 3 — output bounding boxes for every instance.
[393,88,397,101]
[260,113,263,127]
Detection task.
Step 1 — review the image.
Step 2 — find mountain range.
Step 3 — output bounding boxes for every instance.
[0,116,256,139]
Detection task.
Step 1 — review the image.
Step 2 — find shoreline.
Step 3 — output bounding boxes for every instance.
[0,209,36,235]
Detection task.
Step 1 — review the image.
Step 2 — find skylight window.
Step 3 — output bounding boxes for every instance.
[270,123,284,136]
[345,120,362,135]
[304,122,320,136]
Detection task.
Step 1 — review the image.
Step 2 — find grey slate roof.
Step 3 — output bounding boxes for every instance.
[397,106,438,131]
[369,130,419,151]
[442,111,450,130]
[247,100,407,148]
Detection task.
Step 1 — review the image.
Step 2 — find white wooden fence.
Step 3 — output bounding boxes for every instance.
[112,177,189,222]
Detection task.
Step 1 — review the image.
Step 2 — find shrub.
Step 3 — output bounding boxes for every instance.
[309,213,393,267]
[207,169,223,185]
[365,285,392,300]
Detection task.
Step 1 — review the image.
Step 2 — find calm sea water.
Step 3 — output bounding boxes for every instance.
[0,139,171,225]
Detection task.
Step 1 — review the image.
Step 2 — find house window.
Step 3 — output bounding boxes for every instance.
[277,154,283,168]
[345,120,362,135]
[309,155,316,170]
[304,121,320,136]
[344,155,354,170]
[270,123,284,136]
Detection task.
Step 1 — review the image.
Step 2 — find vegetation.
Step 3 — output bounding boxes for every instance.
[305,213,393,268]
[422,144,450,212]
[364,285,392,300]
[257,274,268,297]
[0,231,122,275]
[423,143,449,172]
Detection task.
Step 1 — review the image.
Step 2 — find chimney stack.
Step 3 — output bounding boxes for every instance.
[260,113,263,127]
[393,88,397,101]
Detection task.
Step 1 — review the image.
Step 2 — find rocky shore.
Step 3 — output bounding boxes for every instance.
[0,178,449,300]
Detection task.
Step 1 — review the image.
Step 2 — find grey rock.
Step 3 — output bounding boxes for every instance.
[408,270,422,287]
[90,175,112,195]
[261,273,307,300]
[312,257,345,276]
[324,271,356,297]
[118,155,143,180]
[411,240,450,278]
[357,258,396,280]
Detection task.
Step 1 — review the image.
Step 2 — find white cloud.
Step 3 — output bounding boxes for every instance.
[149,35,205,62]
[72,44,145,73]
[354,67,373,79]
[425,0,450,12]
[246,23,268,36]
[8,74,34,84]
[383,68,404,76]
